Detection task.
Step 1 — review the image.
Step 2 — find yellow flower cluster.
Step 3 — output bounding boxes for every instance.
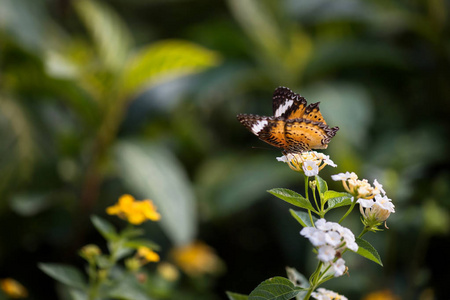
[0,278,28,299]
[170,241,223,277]
[106,194,160,225]
[137,246,160,264]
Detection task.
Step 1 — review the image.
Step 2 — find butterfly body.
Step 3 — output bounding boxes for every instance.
[237,87,339,153]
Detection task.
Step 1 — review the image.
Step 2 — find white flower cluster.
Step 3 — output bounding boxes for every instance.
[300,219,358,277]
[277,151,337,176]
[311,287,348,300]
[332,172,395,223]
[331,172,385,199]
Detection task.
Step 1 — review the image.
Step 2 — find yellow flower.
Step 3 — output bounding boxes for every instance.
[157,262,180,282]
[106,194,160,225]
[170,241,223,277]
[0,278,28,298]
[126,247,160,271]
[137,246,160,264]
[80,244,101,262]
[362,289,400,300]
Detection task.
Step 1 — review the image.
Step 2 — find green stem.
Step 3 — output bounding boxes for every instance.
[304,261,323,300]
[338,197,357,224]
[304,176,316,227]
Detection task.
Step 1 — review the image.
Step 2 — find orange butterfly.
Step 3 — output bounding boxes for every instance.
[237,87,339,153]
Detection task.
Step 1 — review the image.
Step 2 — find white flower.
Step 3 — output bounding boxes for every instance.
[303,160,319,177]
[323,155,337,167]
[300,227,316,238]
[333,258,346,277]
[312,288,348,300]
[333,172,389,202]
[358,194,395,223]
[374,195,395,213]
[324,231,342,247]
[277,151,337,175]
[345,239,359,252]
[309,230,327,247]
[331,171,355,181]
[315,218,332,231]
[373,179,386,196]
[318,245,336,262]
[357,198,375,208]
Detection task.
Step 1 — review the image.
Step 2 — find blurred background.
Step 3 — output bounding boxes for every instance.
[1,0,450,299]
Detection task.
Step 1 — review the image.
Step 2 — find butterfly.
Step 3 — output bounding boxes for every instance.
[237,86,339,153]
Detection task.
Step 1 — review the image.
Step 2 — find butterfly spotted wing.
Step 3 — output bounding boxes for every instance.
[237,86,339,153]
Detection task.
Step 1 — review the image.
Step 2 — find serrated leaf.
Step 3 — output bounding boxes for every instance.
[315,175,328,194]
[226,292,249,300]
[91,215,118,240]
[355,238,383,266]
[249,277,305,300]
[39,263,87,290]
[324,191,353,211]
[122,40,220,96]
[289,209,318,227]
[268,188,315,211]
[115,140,197,245]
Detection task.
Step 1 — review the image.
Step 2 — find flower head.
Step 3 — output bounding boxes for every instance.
[0,278,28,299]
[277,151,337,176]
[80,244,101,262]
[332,172,387,201]
[358,194,395,230]
[107,194,161,225]
[157,262,180,282]
[312,287,348,300]
[137,246,160,264]
[170,241,224,277]
[300,219,357,277]
[126,246,160,271]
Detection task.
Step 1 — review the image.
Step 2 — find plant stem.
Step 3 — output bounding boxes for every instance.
[338,198,356,224]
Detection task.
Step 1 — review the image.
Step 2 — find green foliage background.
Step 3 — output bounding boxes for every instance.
[1,0,450,299]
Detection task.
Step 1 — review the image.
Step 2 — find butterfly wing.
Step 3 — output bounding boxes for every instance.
[284,119,339,152]
[238,86,339,153]
[237,114,288,150]
[272,86,307,119]
[301,102,327,124]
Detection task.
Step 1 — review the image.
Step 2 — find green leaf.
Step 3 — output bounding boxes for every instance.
[226,292,249,300]
[355,238,383,266]
[107,274,151,300]
[248,277,305,300]
[68,289,88,300]
[120,226,145,239]
[121,40,220,96]
[289,209,317,227]
[123,239,161,251]
[268,188,315,211]
[115,140,197,245]
[324,191,353,211]
[39,263,87,290]
[315,175,328,194]
[74,0,132,71]
[91,215,118,240]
